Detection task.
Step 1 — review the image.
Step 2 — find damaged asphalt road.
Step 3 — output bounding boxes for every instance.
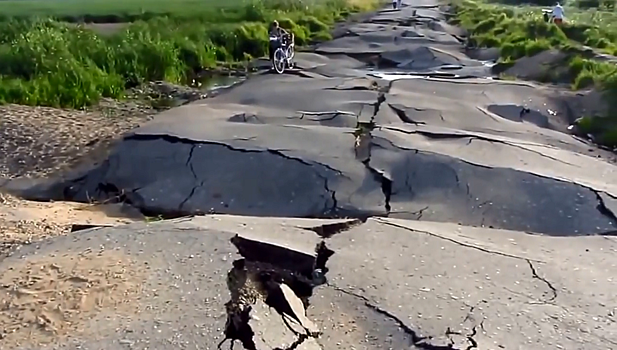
[2,1,617,350]
[13,80,617,235]
[7,1,617,236]
[2,216,614,349]
[11,71,617,235]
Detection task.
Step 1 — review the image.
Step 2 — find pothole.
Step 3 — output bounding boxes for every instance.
[486,104,552,129]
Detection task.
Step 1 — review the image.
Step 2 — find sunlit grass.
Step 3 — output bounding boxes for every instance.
[0,0,380,108]
[452,0,617,147]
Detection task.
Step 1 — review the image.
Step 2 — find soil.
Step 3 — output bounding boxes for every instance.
[0,81,209,180]
[0,90,181,261]
[0,97,151,346]
[0,248,147,348]
[0,100,154,179]
[0,192,144,259]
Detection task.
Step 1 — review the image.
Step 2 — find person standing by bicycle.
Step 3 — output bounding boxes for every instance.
[269,21,289,63]
[551,2,565,25]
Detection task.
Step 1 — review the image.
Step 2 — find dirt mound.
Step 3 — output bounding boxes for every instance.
[0,103,153,179]
[492,50,612,132]
[0,249,146,349]
[0,192,144,260]
[495,49,570,82]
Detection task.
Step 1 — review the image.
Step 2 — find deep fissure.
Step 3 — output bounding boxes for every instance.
[219,235,334,349]
[365,163,393,213]
[354,88,394,214]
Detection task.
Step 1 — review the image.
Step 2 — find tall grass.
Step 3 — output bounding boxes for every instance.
[452,1,617,91]
[452,0,617,147]
[453,1,617,53]
[0,0,378,108]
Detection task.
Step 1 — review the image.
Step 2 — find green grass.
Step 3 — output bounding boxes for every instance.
[0,0,236,20]
[0,0,342,22]
[451,0,617,147]
[0,0,378,108]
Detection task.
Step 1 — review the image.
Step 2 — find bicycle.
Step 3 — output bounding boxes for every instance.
[542,9,553,23]
[271,33,295,74]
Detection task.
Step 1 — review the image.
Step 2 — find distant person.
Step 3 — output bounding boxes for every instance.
[552,2,564,25]
[268,20,289,64]
[397,0,402,9]
[392,0,397,9]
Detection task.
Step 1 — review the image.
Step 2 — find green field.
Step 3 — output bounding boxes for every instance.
[0,0,378,108]
[0,0,281,22]
[451,0,617,147]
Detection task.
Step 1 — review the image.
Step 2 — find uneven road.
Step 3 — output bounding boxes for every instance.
[1,1,617,350]
[10,2,617,237]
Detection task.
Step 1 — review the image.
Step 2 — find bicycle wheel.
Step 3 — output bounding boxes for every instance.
[286,44,294,60]
[273,48,286,74]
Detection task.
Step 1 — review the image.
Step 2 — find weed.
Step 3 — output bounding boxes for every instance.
[452,0,617,147]
[0,0,379,108]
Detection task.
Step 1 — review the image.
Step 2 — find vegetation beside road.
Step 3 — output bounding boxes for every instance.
[0,0,378,108]
[450,0,617,147]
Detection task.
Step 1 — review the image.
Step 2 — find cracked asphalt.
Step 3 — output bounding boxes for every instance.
[2,216,615,349]
[2,1,617,349]
[10,1,617,236]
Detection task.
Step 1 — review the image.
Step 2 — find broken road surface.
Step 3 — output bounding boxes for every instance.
[1,0,617,349]
[1,216,615,349]
[8,1,616,237]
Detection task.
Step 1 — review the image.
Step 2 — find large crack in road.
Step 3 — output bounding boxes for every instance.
[355,87,395,214]
[220,235,334,350]
[220,221,489,350]
[4,2,616,236]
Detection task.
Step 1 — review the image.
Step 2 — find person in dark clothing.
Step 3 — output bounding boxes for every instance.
[268,20,290,64]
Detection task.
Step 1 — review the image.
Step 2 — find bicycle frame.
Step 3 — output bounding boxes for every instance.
[270,34,294,74]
